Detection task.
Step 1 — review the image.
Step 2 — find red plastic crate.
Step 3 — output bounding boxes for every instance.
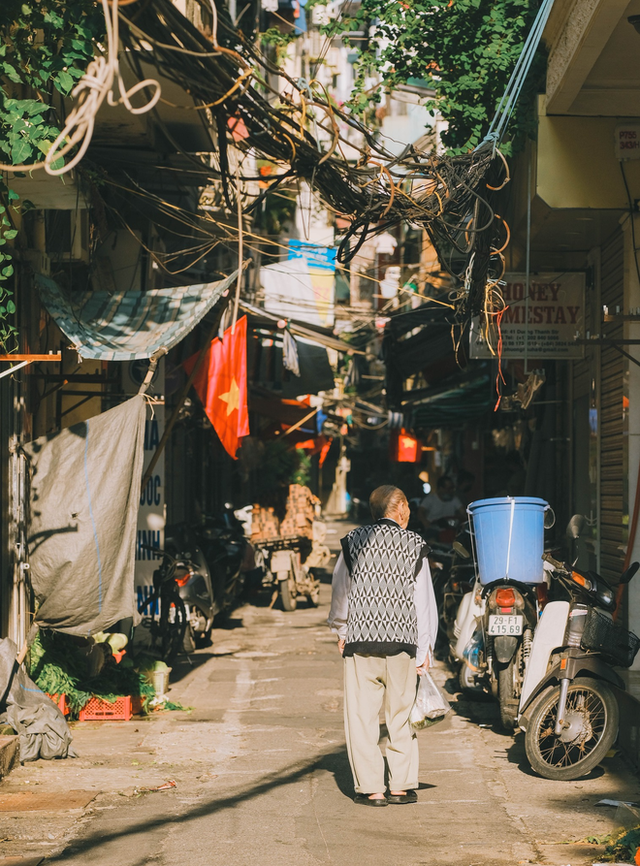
[46,693,69,716]
[79,695,142,721]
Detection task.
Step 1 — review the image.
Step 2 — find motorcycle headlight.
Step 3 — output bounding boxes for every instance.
[597,586,615,608]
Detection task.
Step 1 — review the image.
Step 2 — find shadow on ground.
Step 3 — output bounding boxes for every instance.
[46,745,354,863]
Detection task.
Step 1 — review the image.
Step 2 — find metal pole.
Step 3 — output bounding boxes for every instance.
[525,146,532,374]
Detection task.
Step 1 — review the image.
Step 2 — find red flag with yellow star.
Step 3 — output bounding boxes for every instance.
[184,316,249,459]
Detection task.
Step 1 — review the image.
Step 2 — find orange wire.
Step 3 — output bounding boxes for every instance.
[491,214,511,255]
[494,306,508,410]
[486,149,511,191]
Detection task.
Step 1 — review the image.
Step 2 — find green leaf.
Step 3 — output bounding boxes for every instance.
[10,140,31,165]
[2,266,14,277]
[25,102,49,117]
[55,70,74,94]
[2,63,22,84]
[3,230,18,240]
[6,301,16,314]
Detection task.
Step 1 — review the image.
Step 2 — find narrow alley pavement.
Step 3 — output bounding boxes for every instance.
[1,570,639,866]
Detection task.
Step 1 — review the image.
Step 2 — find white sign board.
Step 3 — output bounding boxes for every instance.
[123,360,165,615]
[615,125,640,159]
[470,272,585,360]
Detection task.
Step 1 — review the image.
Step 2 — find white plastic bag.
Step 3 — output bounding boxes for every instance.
[410,672,451,730]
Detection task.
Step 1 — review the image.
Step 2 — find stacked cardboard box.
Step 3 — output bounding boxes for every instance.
[250,505,281,541]
[280,484,320,539]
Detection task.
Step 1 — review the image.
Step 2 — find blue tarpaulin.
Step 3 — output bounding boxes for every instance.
[35,270,238,361]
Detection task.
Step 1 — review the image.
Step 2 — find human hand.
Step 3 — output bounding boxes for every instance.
[338,639,345,656]
[416,658,430,675]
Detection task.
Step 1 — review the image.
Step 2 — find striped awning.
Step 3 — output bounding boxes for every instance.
[35,271,238,361]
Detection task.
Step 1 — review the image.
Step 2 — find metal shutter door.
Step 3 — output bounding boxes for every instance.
[600,229,625,584]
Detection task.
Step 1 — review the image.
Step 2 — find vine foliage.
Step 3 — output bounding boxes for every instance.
[0,187,18,352]
[0,0,102,350]
[324,0,546,154]
[0,0,102,165]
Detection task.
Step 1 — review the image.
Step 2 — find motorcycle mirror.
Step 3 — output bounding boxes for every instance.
[566,514,586,539]
[620,561,640,585]
[452,541,471,559]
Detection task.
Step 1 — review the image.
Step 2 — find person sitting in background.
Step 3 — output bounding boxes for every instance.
[455,469,476,506]
[418,476,465,539]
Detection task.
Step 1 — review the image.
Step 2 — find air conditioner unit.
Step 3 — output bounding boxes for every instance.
[21,249,51,276]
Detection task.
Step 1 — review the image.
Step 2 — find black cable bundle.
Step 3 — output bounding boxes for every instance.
[118,0,506,317]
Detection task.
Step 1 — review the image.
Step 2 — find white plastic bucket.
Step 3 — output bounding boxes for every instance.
[150,667,171,696]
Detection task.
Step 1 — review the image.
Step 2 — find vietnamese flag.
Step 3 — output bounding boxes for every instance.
[184,316,249,459]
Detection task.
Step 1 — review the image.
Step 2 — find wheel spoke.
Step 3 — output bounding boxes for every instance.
[534,685,608,768]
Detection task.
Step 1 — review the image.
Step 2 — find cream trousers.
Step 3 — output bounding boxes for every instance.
[343,652,418,794]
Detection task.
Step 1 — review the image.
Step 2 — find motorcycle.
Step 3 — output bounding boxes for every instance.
[441,525,476,648]
[518,547,640,780]
[428,523,475,659]
[194,504,258,623]
[165,528,218,651]
[452,573,545,726]
[452,580,485,694]
[454,497,554,726]
[483,576,545,729]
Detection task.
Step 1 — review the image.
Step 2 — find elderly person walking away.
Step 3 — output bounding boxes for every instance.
[328,485,438,806]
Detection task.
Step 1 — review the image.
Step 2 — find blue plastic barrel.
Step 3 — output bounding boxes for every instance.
[467,496,549,585]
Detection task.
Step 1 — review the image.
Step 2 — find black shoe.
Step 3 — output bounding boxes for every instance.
[387,790,418,804]
[354,793,388,807]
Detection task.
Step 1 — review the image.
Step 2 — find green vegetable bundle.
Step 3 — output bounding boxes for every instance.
[28,630,155,717]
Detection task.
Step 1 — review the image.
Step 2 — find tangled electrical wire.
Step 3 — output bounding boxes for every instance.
[113,0,509,319]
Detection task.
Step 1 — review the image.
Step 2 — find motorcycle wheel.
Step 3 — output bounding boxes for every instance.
[279,570,297,611]
[524,677,619,781]
[497,659,518,731]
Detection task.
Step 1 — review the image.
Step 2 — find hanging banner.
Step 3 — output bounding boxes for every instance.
[123,359,165,614]
[470,272,585,360]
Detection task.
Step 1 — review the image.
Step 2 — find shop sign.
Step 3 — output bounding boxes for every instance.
[288,239,337,271]
[123,359,165,611]
[469,272,585,360]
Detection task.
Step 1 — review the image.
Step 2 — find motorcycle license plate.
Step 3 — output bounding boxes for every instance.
[488,614,523,636]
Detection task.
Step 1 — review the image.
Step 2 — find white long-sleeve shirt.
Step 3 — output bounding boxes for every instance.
[327,550,439,667]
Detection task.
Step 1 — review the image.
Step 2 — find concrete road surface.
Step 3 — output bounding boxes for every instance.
[1,577,639,866]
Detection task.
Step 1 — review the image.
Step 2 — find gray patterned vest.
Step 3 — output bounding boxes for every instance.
[341,519,428,656]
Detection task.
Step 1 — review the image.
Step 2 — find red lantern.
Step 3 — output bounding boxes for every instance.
[395,429,420,462]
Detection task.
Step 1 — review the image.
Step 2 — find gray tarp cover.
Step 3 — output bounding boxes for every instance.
[0,638,74,761]
[24,395,146,636]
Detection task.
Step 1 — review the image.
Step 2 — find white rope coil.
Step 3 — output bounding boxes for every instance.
[0,0,221,176]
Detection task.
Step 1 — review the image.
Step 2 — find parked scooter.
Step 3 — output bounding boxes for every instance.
[453,497,552,726]
[165,528,218,651]
[194,504,258,623]
[482,576,545,729]
[441,524,476,647]
[518,546,640,780]
[452,573,545,725]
